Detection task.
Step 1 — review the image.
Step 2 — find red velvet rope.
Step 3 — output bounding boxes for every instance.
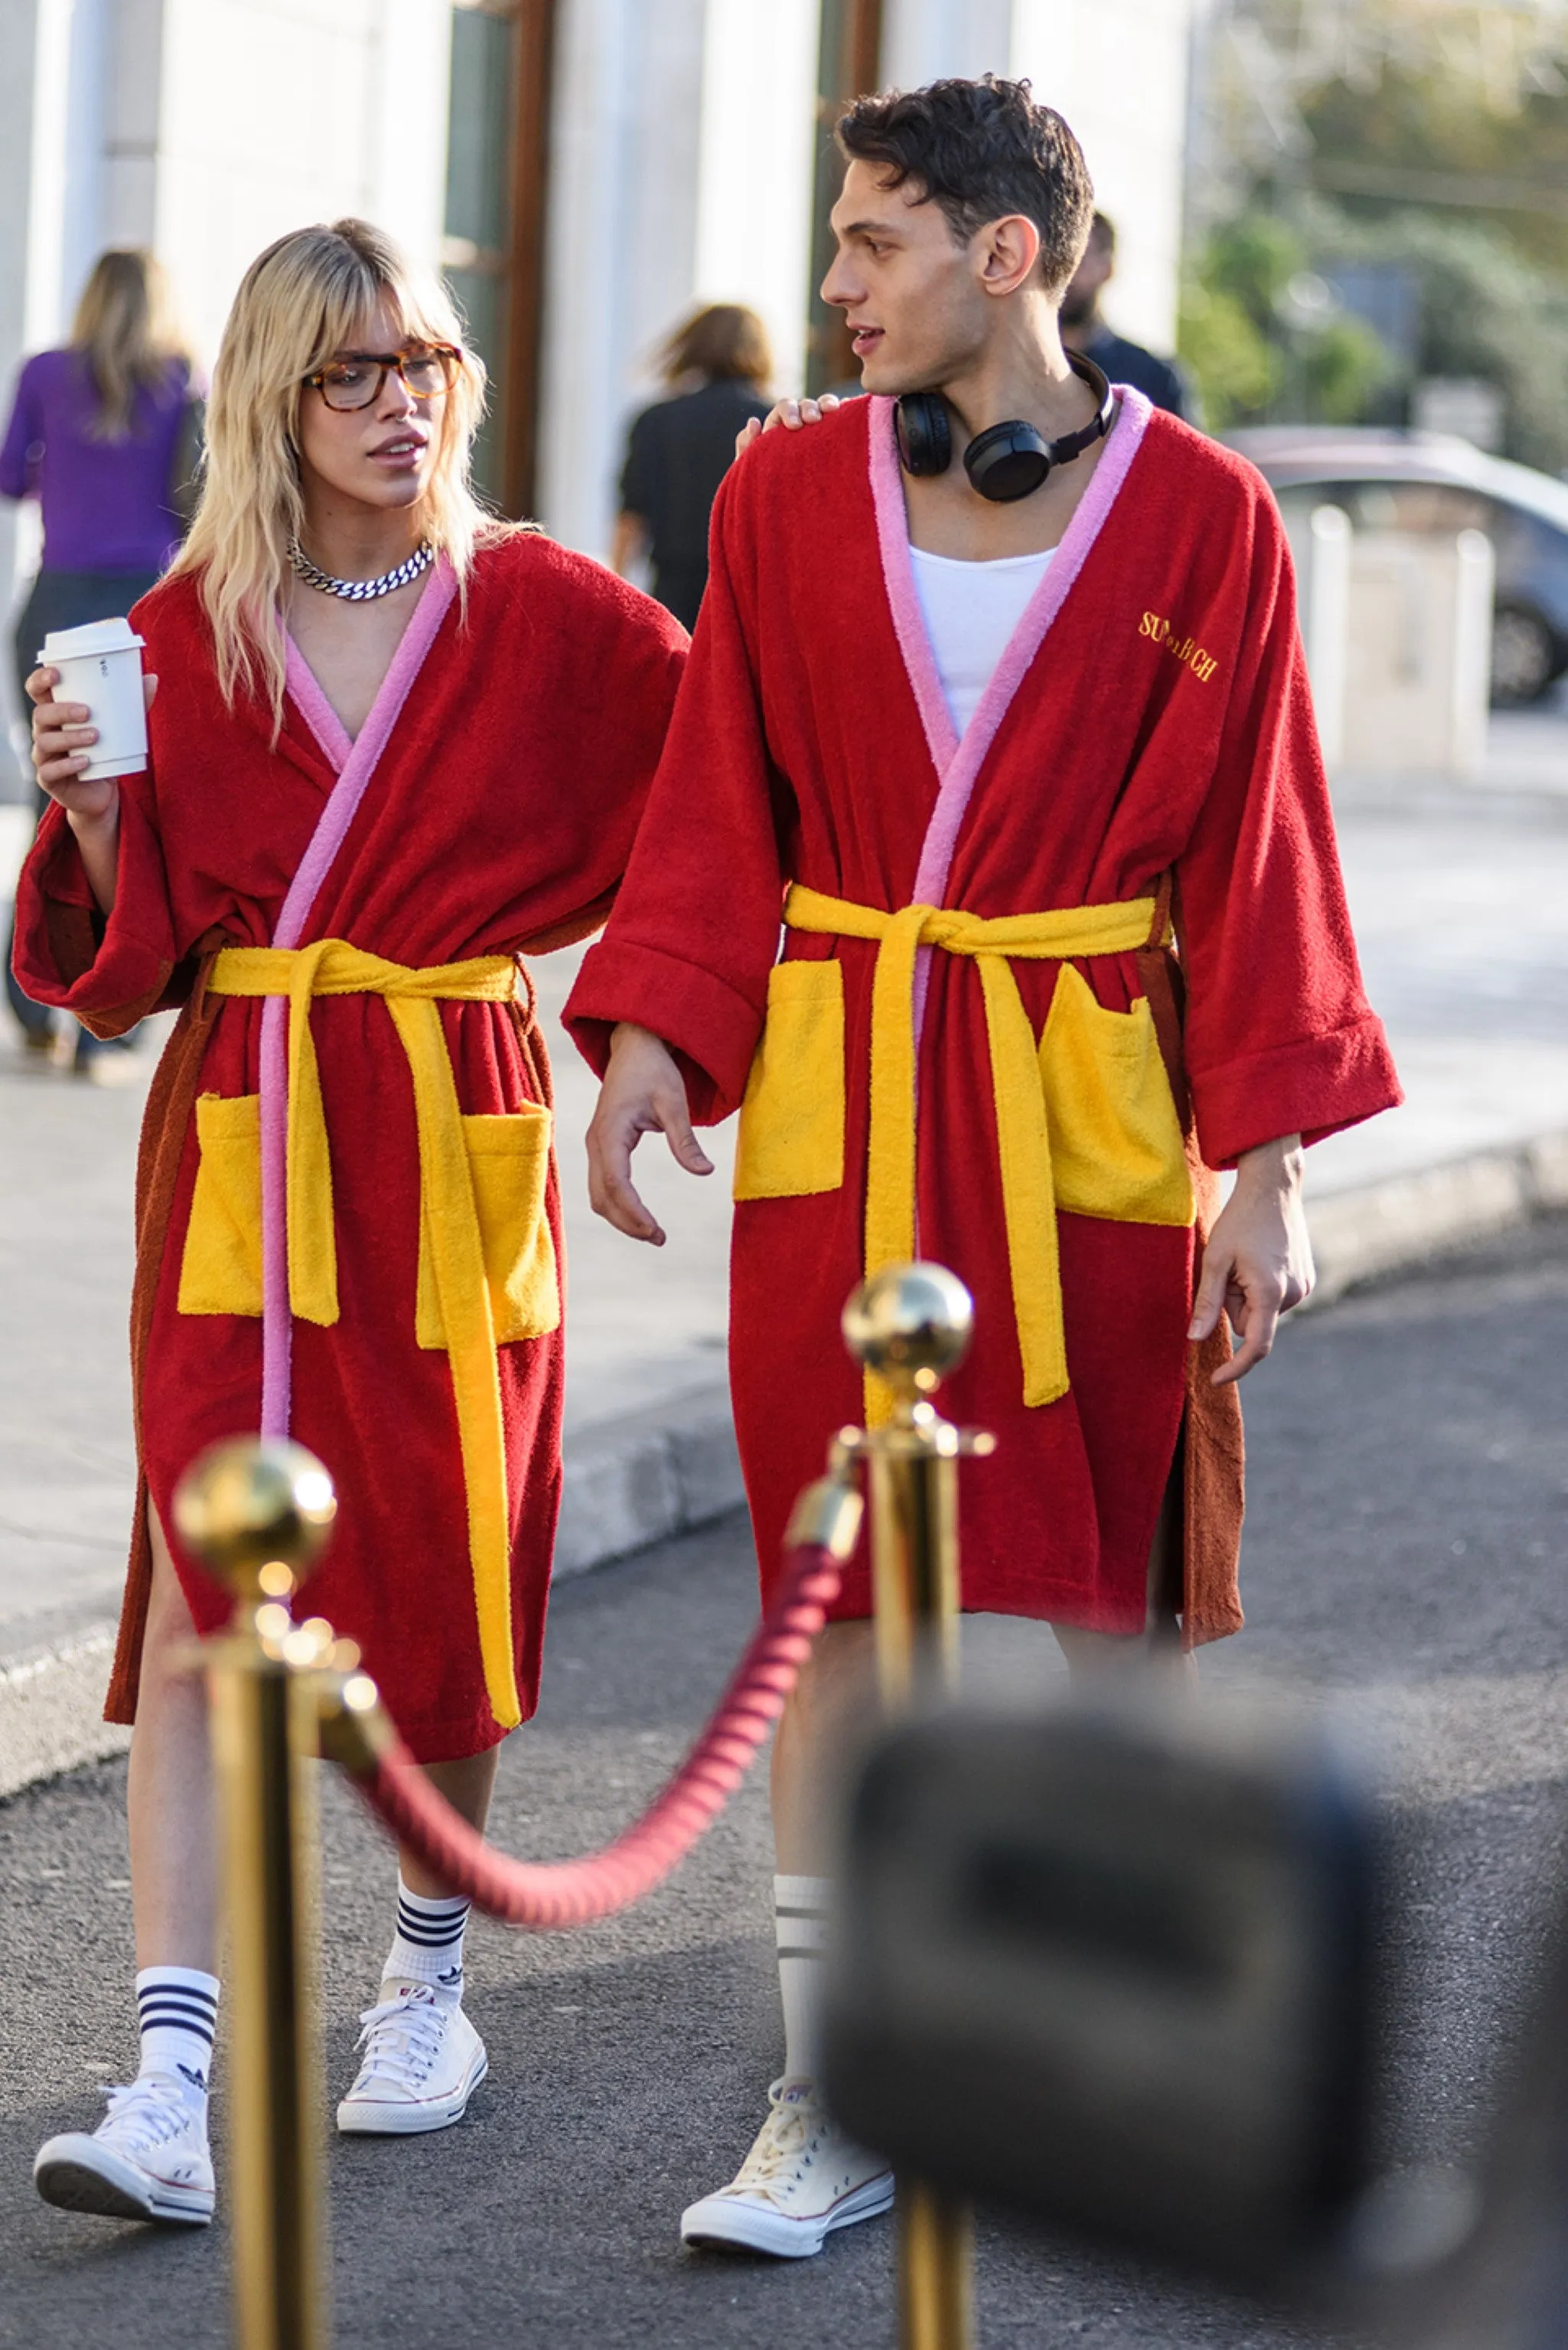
[341,1541,843,1929]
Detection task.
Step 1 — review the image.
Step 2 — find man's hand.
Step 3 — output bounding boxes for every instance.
[586,1022,715,1244]
[1188,1135,1313,1386]
[735,393,841,460]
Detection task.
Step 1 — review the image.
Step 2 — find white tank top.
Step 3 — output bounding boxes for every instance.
[910,543,1057,738]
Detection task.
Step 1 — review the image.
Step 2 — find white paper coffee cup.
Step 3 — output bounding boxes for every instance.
[41,616,149,781]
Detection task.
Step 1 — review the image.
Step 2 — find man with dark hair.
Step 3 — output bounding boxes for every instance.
[567,75,1398,2258]
[1061,211,1190,417]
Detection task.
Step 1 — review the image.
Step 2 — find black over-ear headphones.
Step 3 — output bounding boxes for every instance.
[894,351,1115,502]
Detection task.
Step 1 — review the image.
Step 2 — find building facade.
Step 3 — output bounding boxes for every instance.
[2,0,1194,752]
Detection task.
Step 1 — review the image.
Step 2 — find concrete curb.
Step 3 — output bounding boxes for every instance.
[0,1629,130,1802]
[2,1135,1563,1804]
[554,1383,743,1578]
[1306,1130,1568,1302]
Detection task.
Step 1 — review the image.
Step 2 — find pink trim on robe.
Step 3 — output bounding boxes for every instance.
[864,387,1153,1038]
[867,407,960,782]
[259,558,458,1438]
[283,642,354,773]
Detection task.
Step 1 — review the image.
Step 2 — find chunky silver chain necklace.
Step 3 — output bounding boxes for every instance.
[286,535,434,602]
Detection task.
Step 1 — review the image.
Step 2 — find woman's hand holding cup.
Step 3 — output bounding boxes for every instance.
[27,663,157,915]
[27,665,158,827]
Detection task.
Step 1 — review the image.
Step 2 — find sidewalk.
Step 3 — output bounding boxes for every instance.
[2,701,1564,1794]
[1305,769,1568,1292]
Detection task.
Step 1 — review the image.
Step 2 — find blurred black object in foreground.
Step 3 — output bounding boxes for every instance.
[825,1701,1385,2293]
[825,1699,1568,2346]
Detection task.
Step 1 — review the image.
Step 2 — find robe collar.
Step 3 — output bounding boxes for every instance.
[276,556,456,951]
[866,385,1152,914]
[260,554,456,1441]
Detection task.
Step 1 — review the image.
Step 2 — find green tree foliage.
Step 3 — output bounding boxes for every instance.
[1308,312,1390,422]
[1191,2,1568,463]
[1179,214,1389,432]
[1178,276,1279,430]
[1302,55,1568,279]
[1315,207,1568,473]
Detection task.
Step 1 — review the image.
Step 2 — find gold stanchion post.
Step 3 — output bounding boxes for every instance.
[173,1438,340,2350]
[842,1263,988,2350]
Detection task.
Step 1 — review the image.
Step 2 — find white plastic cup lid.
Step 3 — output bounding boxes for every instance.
[41,616,145,662]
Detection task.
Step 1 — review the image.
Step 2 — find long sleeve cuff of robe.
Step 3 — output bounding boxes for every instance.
[563,936,763,1124]
[1191,1011,1403,1168]
[11,798,177,1034]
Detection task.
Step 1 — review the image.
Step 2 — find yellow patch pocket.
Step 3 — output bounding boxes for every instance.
[733,959,846,1201]
[178,1092,264,1317]
[1040,965,1194,1226]
[416,1104,560,1348]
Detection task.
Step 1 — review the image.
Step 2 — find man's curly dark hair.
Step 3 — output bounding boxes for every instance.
[837,75,1095,294]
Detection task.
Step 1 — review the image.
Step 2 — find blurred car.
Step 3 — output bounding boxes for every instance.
[1227,426,1568,706]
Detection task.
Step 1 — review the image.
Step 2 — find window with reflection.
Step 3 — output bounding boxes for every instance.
[442,1,555,515]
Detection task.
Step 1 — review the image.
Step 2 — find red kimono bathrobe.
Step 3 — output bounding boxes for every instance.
[567,389,1400,1642]
[13,537,686,1757]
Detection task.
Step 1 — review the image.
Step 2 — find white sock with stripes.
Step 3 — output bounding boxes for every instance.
[775,1874,832,2087]
[384,1878,471,2006]
[136,1966,220,2114]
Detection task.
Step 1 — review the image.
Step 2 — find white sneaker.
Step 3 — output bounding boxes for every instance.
[34,2074,215,2224]
[336,1982,487,2135]
[681,2078,894,2257]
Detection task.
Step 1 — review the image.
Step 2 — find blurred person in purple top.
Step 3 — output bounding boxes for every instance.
[2,249,200,1070]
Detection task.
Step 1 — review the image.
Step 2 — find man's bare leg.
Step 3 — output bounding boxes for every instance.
[678,1616,894,2250]
[707,1488,1187,2250]
[771,1618,877,1877]
[1054,1458,1191,1681]
[775,1440,1190,1866]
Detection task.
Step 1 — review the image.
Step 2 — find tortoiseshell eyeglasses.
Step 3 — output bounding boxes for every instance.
[303,344,462,411]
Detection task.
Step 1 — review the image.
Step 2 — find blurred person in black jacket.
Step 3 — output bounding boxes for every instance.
[613,306,772,630]
[1060,212,1189,420]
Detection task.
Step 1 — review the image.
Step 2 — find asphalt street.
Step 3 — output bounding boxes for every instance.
[2,1219,1566,2348]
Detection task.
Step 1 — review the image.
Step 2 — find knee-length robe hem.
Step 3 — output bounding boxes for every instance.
[13,541,687,1760]
[566,391,1401,1646]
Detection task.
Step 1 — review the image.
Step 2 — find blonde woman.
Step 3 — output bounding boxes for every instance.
[2,249,199,1068]
[15,218,685,2224]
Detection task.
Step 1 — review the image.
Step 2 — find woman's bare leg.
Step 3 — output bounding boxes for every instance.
[128,1506,220,1972]
[31,1516,222,2221]
[401,1750,500,1897]
[135,1501,499,1933]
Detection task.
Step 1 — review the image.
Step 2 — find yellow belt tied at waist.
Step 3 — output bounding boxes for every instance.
[209,940,525,1728]
[782,884,1165,1420]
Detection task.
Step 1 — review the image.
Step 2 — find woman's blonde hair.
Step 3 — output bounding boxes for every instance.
[70,250,190,440]
[169,218,498,720]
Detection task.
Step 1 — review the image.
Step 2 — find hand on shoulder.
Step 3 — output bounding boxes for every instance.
[734,393,842,461]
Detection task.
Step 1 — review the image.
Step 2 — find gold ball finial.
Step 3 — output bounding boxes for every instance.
[172,1437,336,1603]
[841,1262,974,1395]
